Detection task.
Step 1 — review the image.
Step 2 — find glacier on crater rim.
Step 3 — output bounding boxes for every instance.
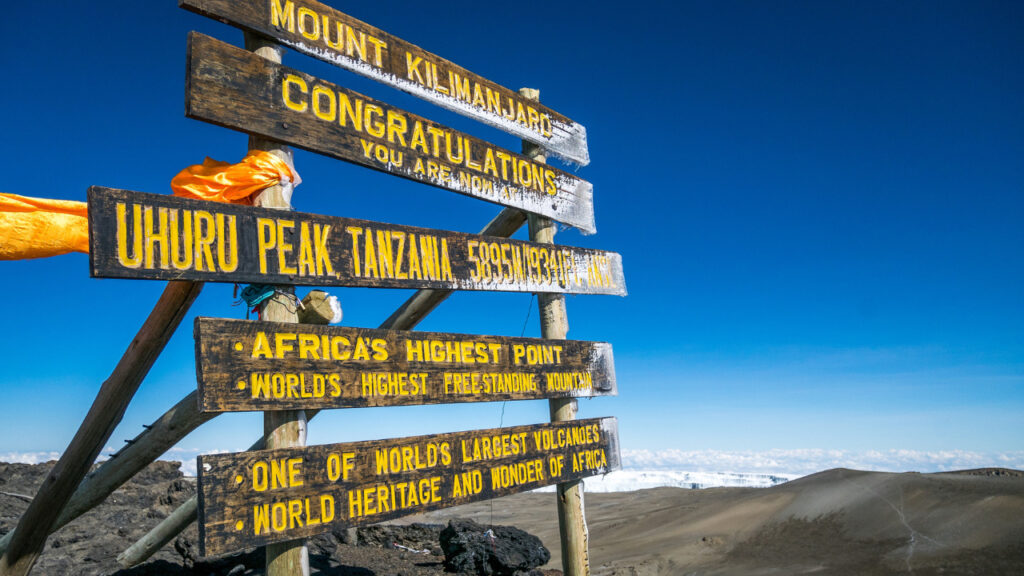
[536,470,797,493]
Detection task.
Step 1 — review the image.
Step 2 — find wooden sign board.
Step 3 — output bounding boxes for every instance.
[197,417,619,557]
[87,187,626,295]
[186,32,596,234]
[196,317,617,412]
[179,0,590,166]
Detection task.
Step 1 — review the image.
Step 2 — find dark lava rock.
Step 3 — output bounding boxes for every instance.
[163,521,447,576]
[440,519,550,576]
[130,461,184,486]
[1,460,554,575]
[172,528,262,574]
[1,460,201,576]
[355,523,444,555]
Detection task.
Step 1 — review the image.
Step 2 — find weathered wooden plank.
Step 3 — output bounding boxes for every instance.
[87,187,626,295]
[195,317,617,412]
[185,32,595,234]
[197,417,619,557]
[178,0,590,166]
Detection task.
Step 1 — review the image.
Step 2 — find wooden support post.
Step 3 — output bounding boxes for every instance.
[0,280,202,576]
[521,87,590,576]
[244,31,309,576]
[112,206,526,568]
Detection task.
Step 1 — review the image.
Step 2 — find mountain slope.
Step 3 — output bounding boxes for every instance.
[402,468,1024,575]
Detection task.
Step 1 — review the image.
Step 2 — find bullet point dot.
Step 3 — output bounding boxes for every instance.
[235,475,244,484]
[237,381,246,390]
[235,521,244,531]
[234,342,243,351]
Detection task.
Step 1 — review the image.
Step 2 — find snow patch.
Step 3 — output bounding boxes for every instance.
[536,469,795,493]
[621,448,1024,476]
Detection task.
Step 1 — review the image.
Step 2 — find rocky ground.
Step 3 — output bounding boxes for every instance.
[4,461,1024,575]
[0,461,557,576]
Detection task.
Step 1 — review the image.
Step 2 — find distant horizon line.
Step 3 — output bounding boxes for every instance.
[2,447,1021,480]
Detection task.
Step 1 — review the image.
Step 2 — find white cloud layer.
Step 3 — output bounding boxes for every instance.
[0,447,230,478]
[537,470,796,492]
[3,448,1021,489]
[0,451,61,465]
[620,448,1024,476]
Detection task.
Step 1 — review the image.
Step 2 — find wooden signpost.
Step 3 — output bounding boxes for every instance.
[179,0,590,166]
[195,317,617,412]
[87,187,625,295]
[197,417,620,557]
[187,32,596,234]
[0,3,619,576]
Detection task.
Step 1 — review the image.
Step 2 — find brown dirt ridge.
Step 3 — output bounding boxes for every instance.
[2,461,1023,575]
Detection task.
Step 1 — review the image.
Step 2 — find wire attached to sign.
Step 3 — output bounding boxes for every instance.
[489,293,538,529]
[234,283,304,320]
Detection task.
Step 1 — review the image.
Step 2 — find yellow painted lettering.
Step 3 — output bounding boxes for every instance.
[257,217,276,274]
[271,0,295,32]
[276,219,297,275]
[282,74,308,112]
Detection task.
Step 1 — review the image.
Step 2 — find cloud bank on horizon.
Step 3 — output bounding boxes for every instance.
[621,448,1024,476]
[4,447,1022,481]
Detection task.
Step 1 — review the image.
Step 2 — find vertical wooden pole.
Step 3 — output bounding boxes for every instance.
[244,32,309,576]
[520,88,590,576]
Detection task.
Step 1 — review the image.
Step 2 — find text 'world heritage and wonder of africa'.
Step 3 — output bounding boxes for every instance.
[197,418,620,556]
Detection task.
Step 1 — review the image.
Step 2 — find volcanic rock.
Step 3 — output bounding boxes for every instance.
[440,518,550,575]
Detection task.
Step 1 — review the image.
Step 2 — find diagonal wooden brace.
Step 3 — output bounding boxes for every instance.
[0,280,203,576]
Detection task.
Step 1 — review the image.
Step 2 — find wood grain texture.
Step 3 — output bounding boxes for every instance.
[87,187,625,295]
[185,32,595,233]
[195,317,617,412]
[197,418,620,557]
[178,0,589,166]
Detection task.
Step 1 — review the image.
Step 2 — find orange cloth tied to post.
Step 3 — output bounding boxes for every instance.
[170,150,300,204]
[0,150,299,261]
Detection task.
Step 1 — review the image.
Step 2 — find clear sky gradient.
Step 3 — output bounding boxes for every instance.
[1,1,1021,471]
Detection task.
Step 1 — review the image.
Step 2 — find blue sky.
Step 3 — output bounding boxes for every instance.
[1,1,1022,473]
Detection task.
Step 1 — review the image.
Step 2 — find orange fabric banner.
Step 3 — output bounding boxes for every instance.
[170,150,299,204]
[0,151,298,261]
[0,194,89,260]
